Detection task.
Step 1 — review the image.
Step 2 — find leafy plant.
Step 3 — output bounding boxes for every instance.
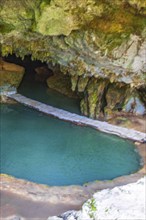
[87,198,97,219]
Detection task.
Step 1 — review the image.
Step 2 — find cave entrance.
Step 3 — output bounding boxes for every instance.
[3,54,81,114]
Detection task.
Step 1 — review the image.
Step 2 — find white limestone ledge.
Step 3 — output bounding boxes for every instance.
[48,177,146,220]
[7,93,146,143]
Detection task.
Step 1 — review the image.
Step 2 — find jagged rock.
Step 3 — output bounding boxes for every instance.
[79,177,146,220]
[59,210,79,220]
[35,0,104,36]
[48,210,79,220]
[0,0,146,117]
[48,177,146,220]
[80,79,108,118]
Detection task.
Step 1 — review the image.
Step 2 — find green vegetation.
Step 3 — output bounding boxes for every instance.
[0,0,145,118]
[88,198,97,219]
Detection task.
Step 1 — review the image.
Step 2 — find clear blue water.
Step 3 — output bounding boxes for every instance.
[18,81,80,114]
[0,103,141,186]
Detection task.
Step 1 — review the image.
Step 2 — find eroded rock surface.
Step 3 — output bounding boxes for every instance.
[0,59,24,102]
[0,0,146,117]
[47,73,78,98]
[48,176,146,220]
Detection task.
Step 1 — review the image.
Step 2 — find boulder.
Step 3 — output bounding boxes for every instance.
[47,74,78,98]
[0,59,25,90]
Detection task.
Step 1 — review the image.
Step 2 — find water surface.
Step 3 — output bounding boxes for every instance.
[18,81,80,114]
[0,104,140,186]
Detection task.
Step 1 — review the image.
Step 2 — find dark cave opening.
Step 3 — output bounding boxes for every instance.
[3,54,53,83]
[2,54,81,114]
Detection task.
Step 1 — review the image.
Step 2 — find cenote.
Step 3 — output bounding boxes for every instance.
[0,103,141,186]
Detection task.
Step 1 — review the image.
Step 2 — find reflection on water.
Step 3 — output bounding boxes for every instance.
[18,81,80,114]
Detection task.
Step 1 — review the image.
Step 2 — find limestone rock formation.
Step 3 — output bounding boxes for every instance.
[48,177,146,220]
[0,0,146,117]
[47,73,78,98]
[35,65,53,82]
[0,59,25,91]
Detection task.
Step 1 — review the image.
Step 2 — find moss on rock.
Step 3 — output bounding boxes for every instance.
[77,77,89,93]
[0,0,146,117]
[104,83,129,118]
[80,78,108,118]
[46,73,78,98]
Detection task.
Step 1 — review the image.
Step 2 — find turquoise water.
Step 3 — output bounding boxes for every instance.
[18,81,80,114]
[0,104,140,186]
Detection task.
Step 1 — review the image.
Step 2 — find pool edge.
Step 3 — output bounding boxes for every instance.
[1,143,145,205]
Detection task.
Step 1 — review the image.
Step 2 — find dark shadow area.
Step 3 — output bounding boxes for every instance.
[3,54,81,114]
[3,54,52,82]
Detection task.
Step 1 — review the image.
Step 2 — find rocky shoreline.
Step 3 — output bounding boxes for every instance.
[48,176,146,220]
[1,141,145,217]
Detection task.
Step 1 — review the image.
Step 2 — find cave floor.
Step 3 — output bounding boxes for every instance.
[0,190,80,219]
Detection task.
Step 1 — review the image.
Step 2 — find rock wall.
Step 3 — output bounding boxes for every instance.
[0,59,24,91]
[0,0,146,117]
